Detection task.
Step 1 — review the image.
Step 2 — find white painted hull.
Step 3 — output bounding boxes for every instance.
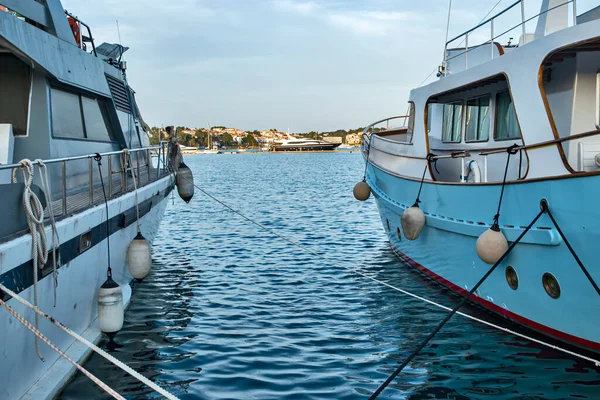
[0,175,173,400]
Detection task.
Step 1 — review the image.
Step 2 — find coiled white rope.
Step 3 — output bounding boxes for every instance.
[187,181,600,367]
[35,159,61,307]
[0,295,125,400]
[12,159,48,361]
[0,284,179,400]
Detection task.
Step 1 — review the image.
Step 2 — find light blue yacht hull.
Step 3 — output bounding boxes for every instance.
[367,163,600,351]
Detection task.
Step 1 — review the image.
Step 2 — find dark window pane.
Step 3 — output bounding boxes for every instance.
[51,88,84,139]
[82,96,114,141]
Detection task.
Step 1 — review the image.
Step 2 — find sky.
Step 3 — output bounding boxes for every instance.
[61,0,599,132]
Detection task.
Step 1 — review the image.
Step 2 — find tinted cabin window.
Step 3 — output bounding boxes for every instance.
[495,91,521,140]
[51,88,115,142]
[51,88,85,138]
[0,54,31,136]
[442,102,462,142]
[465,95,490,142]
[81,97,115,141]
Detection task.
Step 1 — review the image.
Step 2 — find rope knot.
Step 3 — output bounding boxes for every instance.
[507,144,519,155]
[93,153,102,164]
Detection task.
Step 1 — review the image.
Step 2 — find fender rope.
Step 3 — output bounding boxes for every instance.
[122,149,141,233]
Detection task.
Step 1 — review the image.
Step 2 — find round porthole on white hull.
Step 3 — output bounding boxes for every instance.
[542,273,561,299]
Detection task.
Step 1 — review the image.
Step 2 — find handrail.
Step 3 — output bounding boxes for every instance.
[446,0,521,47]
[363,115,409,136]
[0,146,160,171]
[443,0,576,72]
[64,10,97,57]
[480,127,600,156]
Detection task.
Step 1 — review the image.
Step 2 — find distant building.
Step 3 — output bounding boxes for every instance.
[346,133,361,146]
[322,136,342,144]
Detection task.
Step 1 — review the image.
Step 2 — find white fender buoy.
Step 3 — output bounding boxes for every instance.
[401,205,426,240]
[476,225,508,264]
[127,232,152,281]
[97,274,124,339]
[176,162,194,203]
[353,180,371,201]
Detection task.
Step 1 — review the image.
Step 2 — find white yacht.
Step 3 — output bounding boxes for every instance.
[273,138,341,151]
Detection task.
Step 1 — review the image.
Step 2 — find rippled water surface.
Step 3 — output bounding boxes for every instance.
[60,153,600,399]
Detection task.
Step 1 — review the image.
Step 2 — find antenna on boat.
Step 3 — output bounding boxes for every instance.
[116,20,123,62]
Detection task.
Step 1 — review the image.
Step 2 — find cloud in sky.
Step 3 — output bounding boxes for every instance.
[60,0,600,132]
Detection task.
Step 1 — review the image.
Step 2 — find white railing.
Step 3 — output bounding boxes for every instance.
[2,144,169,215]
[442,0,576,74]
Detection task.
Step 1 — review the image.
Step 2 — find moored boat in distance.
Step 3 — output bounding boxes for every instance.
[361,1,600,353]
[0,2,179,398]
[273,138,341,151]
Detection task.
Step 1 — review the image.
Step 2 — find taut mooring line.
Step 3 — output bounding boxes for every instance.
[179,177,600,395]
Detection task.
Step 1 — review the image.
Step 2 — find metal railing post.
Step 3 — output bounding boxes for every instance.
[521,0,526,43]
[62,161,67,214]
[465,33,469,69]
[484,155,488,183]
[573,0,577,26]
[147,148,151,183]
[108,154,112,199]
[88,158,93,205]
[123,154,128,192]
[136,152,141,187]
[490,19,495,60]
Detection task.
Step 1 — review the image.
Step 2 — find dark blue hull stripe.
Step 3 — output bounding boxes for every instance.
[0,186,172,301]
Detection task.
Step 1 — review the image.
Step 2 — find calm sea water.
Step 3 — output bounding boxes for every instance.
[60,152,599,399]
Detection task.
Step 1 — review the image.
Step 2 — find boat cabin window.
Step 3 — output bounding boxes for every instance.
[51,87,116,142]
[465,95,490,142]
[494,90,521,140]
[442,102,462,142]
[0,54,32,136]
[51,89,85,139]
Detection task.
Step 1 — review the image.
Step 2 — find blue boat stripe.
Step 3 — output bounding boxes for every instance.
[0,186,173,302]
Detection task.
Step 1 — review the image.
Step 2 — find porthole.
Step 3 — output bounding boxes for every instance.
[397,227,401,240]
[505,266,518,290]
[386,219,390,231]
[80,230,92,253]
[542,273,560,299]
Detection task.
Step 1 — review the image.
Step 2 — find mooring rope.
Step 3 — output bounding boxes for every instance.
[180,178,600,370]
[0,284,179,400]
[369,206,544,399]
[35,159,61,307]
[12,159,47,361]
[0,296,125,400]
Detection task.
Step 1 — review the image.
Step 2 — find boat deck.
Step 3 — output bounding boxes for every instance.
[49,166,171,219]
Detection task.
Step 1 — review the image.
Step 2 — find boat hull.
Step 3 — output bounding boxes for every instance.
[0,175,173,400]
[367,162,600,352]
[272,143,341,151]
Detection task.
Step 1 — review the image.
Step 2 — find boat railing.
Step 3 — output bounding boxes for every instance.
[442,0,576,75]
[64,10,97,56]
[2,144,171,217]
[363,116,410,138]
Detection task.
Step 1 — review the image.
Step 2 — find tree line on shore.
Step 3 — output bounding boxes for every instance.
[148,126,369,148]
